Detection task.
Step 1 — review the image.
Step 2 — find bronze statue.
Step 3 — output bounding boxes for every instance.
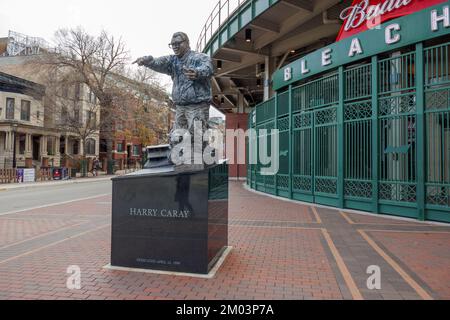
[134,32,214,169]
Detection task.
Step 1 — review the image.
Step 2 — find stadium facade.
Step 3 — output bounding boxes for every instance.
[201,0,450,223]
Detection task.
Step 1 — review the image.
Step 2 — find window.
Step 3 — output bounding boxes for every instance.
[74,106,80,124]
[133,145,140,156]
[62,85,69,98]
[86,111,97,128]
[117,143,124,153]
[73,140,79,155]
[6,98,15,120]
[89,89,96,104]
[37,111,40,120]
[100,139,107,153]
[19,135,25,154]
[61,107,68,123]
[47,136,55,156]
[74,83,81,101]
[115,120,123,131]
[86,138,96,155]
[20,100,31,121]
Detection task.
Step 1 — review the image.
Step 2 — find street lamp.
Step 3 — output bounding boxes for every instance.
[12,123,18,169]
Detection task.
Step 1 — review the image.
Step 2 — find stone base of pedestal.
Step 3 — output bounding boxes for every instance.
[111,162,229,275]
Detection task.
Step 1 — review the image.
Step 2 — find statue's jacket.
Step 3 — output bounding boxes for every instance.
[143,50,213,106]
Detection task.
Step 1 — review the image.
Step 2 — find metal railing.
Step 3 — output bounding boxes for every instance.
[196,0,250,52]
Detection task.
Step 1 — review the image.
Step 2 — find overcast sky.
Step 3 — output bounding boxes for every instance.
[0,0,225,117]
[0,0,215,58]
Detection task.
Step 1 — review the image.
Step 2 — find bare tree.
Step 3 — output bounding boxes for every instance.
[38,27,130,174]
[109,67,173,146]
[46,73,101,175]
[24,27,172,172]
[128,68,173,144]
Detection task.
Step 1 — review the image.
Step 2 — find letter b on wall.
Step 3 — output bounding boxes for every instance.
[284,67,292,81]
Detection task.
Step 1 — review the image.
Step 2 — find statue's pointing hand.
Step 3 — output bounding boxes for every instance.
[133,56,154,66]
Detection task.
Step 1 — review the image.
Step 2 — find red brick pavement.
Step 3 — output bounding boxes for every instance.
[229,183,315,223]
[22,196,112,217]
[370,231,450,299]
[0,218,81,247]
[0,182,449,300]
[0,225,341,300]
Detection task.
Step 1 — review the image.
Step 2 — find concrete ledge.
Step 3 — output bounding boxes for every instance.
[103,246,233,279]
[243,183,449,227]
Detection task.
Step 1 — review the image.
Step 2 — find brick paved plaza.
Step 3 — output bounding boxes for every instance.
[0,182,449,300]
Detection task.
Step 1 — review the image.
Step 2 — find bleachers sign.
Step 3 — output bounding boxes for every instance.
[274,2,450,90]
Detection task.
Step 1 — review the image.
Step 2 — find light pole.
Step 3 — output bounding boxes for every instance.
[12,123,18,169]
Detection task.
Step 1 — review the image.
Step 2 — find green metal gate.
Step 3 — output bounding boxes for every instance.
[292,110,314,202]
[248,39,450,223]
[424,41,450,222]
[377,52,418,217]
[314,105,339,206]
[344,63,373,211]
[290,73,340,206]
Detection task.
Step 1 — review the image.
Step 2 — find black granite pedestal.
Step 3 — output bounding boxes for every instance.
[111,162,228,275]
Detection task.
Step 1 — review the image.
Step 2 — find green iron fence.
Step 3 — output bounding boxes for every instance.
[248,39,450,223]
[344,63,373,209]
[424,41,450,222]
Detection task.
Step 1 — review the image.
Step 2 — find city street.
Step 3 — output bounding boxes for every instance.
[0,180,112,215]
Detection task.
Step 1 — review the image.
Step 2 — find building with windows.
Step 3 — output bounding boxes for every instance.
[0,68,101,170]
[0,32,102,170]
[199,0,450,222]
[98,73,173,171]
[0,71,55,168]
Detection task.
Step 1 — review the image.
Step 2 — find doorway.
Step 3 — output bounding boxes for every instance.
[32,136,40,161]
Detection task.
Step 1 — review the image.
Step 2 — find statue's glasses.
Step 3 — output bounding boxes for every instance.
[168,40,185,49]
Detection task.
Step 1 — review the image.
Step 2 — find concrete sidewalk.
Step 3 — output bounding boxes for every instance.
[0,169,137,191]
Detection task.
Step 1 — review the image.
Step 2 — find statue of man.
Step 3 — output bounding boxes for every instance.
[134,32,214,167]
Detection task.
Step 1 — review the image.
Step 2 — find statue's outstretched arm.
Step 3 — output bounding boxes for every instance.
[133,56,172,76]
[141,56,173,76]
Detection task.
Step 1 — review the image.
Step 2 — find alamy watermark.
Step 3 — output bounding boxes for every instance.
[171,120,279,176]
[367,265,381,290]
[66,265,81,290]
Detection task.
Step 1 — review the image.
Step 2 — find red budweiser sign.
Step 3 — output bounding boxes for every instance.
[337,0,448,41]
